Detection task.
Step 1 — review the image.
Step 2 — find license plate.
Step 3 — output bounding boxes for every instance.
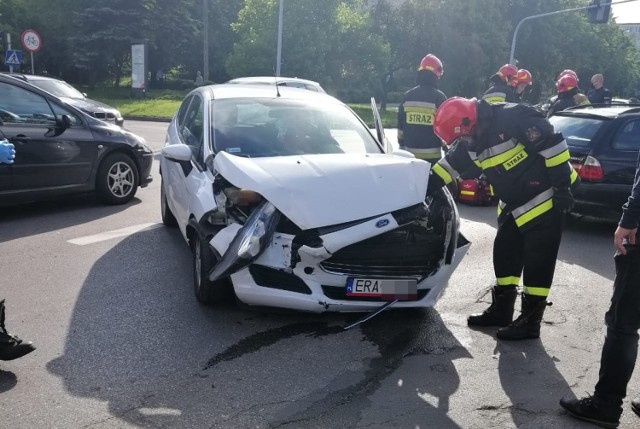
[346,277,418,301]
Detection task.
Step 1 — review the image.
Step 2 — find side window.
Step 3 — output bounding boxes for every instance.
[176,95,194,128]
[179,94,205,161]
[613,120,640,151]
[50,103,82,126]
[0,82,56,125]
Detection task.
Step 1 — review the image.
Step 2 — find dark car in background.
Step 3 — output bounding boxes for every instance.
[0,74,153,206]
[548,104,640,218]
[5,73,125,127]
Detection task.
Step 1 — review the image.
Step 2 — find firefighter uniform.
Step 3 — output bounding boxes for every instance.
[428,100,579,339]
[397,84,447,162]
[547,88,591,117]
[482,76,516,104]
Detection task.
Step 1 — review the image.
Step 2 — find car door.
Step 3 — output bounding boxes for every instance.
[165,93,207,226]
[0,81,96,192]
[604,117,640,195]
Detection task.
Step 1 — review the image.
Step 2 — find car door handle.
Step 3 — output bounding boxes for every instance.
[10,135,31,143]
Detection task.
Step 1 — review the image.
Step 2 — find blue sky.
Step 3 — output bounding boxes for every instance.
[612,1,640,24]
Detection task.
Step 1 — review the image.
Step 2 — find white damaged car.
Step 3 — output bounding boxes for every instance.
[160,83,469,314]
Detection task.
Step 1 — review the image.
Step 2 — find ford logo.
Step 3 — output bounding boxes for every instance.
[376,219,390,228]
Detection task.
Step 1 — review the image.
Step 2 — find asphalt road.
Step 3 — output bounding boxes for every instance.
[0,120,637,428]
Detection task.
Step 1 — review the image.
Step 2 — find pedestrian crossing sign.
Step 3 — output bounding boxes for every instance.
[4,49,22,66]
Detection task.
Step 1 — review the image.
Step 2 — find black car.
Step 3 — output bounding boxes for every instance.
[548,104,640,218]
[0,74,153,206]
[4,73,125,127]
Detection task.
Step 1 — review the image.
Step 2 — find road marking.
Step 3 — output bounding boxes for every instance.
[68,223,162,245]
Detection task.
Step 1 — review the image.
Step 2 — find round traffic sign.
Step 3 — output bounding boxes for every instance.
[21,29,41,53]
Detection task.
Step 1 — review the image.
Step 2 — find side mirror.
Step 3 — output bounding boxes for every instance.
[45,114,72,137]
[162,144,193,163]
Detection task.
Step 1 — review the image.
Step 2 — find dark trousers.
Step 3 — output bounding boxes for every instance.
[493,211,564,295]
[594,246,640,407]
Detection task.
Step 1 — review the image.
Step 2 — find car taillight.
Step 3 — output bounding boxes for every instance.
[571,155,604,181]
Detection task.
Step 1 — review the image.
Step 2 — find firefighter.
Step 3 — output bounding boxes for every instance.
[512,69,532,103]
[427,97,579,340]
[397,54,447,162]
[482,64,517,103]
[547,73,591,117]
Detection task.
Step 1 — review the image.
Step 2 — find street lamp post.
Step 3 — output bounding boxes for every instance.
[276,0,283,76]
[203,0,209,82]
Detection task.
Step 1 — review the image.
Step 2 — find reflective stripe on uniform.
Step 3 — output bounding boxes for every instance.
[512,188,554,227]
[407,147,442,160]
[522,286,550,297]
[480,142,528,170]
[468,151,481,168]
[497,200,505,215]
[482,92,506,103]
[478,139,517,162]
[540,139,570,167]
[497,276,520,286]
[545,149,570,167]
[460,190,475,196]
[570,167,579,184]
[432,158,459,185]
[404,101,437,126]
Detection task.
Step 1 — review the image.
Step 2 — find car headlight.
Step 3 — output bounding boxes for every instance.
[209,200,281,282]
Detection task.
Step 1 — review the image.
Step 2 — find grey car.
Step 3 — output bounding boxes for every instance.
[5,73,125,127]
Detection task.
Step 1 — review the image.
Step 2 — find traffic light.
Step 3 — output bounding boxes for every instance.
[587,0,611,24]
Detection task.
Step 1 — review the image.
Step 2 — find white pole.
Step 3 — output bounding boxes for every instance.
[203,0,209,82]
[276,0,283,76]
[7,33,12,73]
[30,52,34,74]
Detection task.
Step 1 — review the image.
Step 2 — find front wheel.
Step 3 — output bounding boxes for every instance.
[192,233,232,305]
[96,153,139,204]
[160,178,178,227]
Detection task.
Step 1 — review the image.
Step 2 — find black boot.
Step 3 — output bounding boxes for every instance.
[467,286,517,327]
[559,395,621,428]
[496,293,549,340]
[0,300,35,361]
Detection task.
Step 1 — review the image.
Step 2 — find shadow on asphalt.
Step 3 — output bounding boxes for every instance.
[0,197,141,243]
[45,225,470,428]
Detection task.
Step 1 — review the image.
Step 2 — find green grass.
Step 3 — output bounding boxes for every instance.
[92,89,399,128]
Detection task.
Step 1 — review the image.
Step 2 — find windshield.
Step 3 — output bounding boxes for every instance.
[29,79,85,99]
[211,98,382,156]
[549,115,605,149]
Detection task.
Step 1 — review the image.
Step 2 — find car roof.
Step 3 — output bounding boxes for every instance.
[0,72,62,82]
[554,104,640,119]
[227,76,322,87]
[195,83,340,103]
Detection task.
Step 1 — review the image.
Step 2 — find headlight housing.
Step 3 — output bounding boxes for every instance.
[208,200,281,282]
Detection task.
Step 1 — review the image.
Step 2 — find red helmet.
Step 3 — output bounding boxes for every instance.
[433,97,478,145]
[557,69,578,81]
[515,69,532,85]
[556,74,578,93]
[418,54,443,78]
[497,64,518,83]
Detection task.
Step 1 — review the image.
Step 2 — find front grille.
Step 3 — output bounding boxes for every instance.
[320,223,444,277]
[249,264,312,294]
[322,285,430,302]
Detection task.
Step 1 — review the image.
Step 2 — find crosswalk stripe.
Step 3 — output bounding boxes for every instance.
[68,223,162,245]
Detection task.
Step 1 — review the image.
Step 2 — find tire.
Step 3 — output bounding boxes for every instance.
[96,153,139,205]
[160,178,178,227]
[446,179,460,201]
[192,233,232,305]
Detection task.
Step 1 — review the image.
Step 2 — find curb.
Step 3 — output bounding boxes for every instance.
[124,116,172,123]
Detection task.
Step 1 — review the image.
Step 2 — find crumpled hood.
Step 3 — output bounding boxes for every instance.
[214,152,430,230]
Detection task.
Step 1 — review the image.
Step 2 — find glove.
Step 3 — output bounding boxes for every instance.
[0,140,15,165]
[552,187,574,213]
